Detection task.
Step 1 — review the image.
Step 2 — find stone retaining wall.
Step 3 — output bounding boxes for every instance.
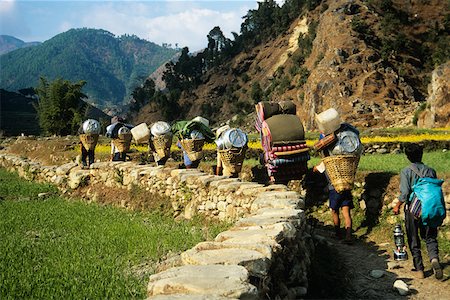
[0,153,314,299]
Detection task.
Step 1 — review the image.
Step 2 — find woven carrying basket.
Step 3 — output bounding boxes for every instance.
[219,147,247,174]
[219,147,247,166]
[152,134,173,158]
[80,134,99,151]
[113,133,132,152]
[180,139,205,161]
[322,154,360,193]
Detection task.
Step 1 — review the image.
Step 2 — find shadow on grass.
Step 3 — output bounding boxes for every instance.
[357,172,396,236]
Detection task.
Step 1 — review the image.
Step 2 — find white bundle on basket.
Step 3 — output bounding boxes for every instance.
[113,127,132,152]
[131,123,150,144]
[151,121,171,137]
[82,119,101,135]
[80,119,100,150]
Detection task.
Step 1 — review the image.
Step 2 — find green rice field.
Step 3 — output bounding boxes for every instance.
[0,168,229,299]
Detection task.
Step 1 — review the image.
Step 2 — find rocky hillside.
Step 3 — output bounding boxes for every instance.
[139,0,449,130]
[0,29,178,110]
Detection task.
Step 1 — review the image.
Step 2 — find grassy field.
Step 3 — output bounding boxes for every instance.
[0,168,229,299]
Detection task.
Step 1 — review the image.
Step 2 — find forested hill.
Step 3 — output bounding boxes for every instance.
[0,35,41,55]
[0,28,178,110]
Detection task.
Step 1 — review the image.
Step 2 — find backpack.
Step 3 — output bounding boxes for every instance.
[409,165,446,227]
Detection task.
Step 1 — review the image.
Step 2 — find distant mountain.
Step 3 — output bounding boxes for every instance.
[0,35,40,55]
[0,28,178,109]
[0,89,110,136]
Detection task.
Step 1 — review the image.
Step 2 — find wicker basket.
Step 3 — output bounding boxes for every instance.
[113,133,132,152]
[152,134,173,158]
[80,134,99,151]
[322,154,360,193]
[219,147,247,174]
[180,138,205,161]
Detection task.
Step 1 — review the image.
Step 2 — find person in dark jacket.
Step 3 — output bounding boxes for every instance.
[393,143,442,280]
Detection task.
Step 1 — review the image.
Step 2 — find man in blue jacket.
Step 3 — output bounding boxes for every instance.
[393,143,443,280]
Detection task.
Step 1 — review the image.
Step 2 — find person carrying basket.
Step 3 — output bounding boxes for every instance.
[215,125,248,178]
[171,116,215,169]
[149,121,173,166]
[106,116,134,162]
[78,119,100,168]
[313,108,363,244]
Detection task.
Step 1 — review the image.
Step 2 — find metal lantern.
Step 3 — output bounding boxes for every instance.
[393,224,408,261]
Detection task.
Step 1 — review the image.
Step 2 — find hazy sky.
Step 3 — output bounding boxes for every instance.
[0,0,285,51]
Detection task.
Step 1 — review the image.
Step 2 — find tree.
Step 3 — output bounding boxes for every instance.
[130,78,156,112]
[34,77,87,135]
[205,26,232,67]
[251,82,264,103]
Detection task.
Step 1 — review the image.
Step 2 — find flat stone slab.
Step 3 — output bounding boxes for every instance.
[89,162,111,169]
[181,246,270,277]
[55,162,77,175]
[180,172,205,182]
[215,222,296,246]
[217,182,256,192]
[257,191,300,199]
[188,241,273,259]
[196,175,228,187]
[138,166,164,176]
[210,178,241,188]
[147,265,257,299]
[235,214,303,228]
[254,207,304,218]
[170,169,204,178]
[250,197,301,212]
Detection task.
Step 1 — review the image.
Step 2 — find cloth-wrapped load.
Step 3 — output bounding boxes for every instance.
[172,117,214,162]
[255,101,309,183]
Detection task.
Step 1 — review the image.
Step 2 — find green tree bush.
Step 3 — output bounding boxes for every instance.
[34,77,87,135]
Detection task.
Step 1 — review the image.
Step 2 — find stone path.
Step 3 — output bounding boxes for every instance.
[313,227,450,299]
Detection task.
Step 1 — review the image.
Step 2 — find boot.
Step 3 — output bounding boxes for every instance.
[431,258,443,280]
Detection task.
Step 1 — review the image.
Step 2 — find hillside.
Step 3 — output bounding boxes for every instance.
[0,35,40,55]
[0,29,178,110]
[135,0,449,130]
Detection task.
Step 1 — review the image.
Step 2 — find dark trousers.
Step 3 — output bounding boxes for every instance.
[81,145,95,166]
[112,152,126,162]
[404,207,439,271]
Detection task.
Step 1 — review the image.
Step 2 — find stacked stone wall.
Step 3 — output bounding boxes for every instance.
[0,153,314,299]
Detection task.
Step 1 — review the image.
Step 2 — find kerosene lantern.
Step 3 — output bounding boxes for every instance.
[393,224,408,260]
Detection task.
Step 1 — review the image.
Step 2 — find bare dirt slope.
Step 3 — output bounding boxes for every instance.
[141,0,448,131]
